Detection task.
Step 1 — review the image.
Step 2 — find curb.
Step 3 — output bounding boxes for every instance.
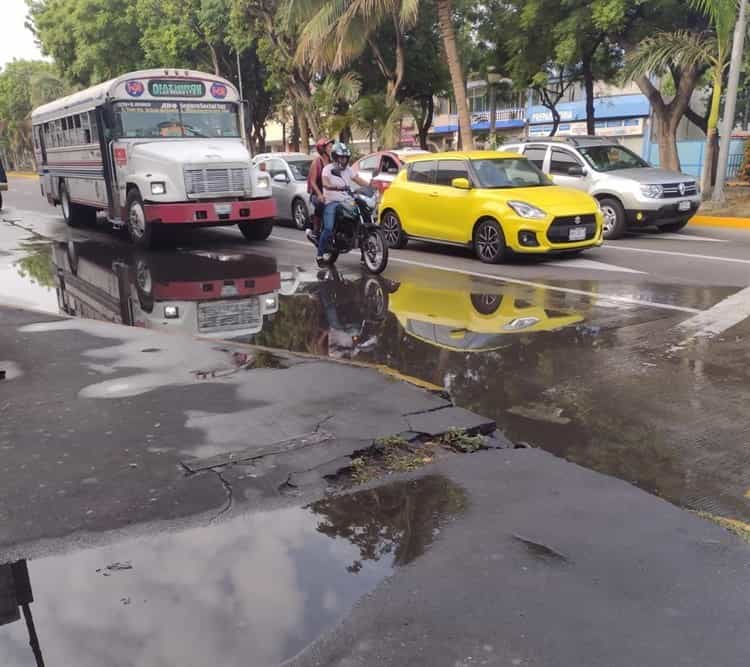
[691,215,750,230]
[7,172,39,180]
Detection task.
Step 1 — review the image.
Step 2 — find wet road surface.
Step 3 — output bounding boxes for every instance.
[2,178,750,664]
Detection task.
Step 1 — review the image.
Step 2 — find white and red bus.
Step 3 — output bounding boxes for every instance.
[32,69,275,248]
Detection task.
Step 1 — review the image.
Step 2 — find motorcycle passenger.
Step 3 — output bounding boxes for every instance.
[306,137,334,242]
[318,142,367,264]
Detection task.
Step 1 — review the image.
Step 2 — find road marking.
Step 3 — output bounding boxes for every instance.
[602,244,750,265]
[544,258,645,274]
[650,232,728,243]
[677,285,750,340]
[269,234,701,314]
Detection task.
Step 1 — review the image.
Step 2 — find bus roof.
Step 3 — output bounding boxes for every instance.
[32,69,239,124]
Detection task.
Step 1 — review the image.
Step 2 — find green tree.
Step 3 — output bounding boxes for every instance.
[0,60,64,169]
[27,0,145,86]
[624,0,733,183]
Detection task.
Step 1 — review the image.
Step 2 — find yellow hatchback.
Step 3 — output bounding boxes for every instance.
[378,151,604,263]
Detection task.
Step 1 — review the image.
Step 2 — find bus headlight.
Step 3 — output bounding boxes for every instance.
[163,305,179,318]
[257,175,270,189]
[151,182,167,195]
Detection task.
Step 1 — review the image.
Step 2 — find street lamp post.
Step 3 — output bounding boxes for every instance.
[713,0,747,203]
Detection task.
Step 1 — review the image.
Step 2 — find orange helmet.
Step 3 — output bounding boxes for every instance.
[316,137,333,155]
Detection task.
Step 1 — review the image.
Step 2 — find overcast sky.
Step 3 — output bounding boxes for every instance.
[1,0,45,69]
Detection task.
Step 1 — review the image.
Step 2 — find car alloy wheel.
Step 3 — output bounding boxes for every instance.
[474,220,505,263]
[292,199,308,230]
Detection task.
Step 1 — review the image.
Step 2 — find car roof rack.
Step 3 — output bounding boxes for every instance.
[520,135,617,147]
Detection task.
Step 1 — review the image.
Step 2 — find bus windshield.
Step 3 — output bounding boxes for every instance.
[114,101,240,139]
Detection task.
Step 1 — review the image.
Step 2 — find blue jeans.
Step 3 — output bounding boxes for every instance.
[318,202,341,256]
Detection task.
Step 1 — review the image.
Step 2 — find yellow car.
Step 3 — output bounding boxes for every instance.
[389,278,584,352]
[378,150,604,263]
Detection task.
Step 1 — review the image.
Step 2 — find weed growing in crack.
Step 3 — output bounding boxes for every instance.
[438,428,485,453]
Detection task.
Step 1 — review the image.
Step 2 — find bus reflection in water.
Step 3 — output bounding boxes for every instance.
[52,240,281,339]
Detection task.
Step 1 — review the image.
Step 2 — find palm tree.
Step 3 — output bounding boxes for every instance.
[291,0,473,149]
[624,0,735,194]
[436,0,472,150]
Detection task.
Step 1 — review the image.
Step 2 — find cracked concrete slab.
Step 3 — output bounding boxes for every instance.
[406,406,496,437]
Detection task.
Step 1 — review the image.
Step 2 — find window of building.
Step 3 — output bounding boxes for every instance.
[549,148,583,175]
[408,160,436,184]
[468,86,488,114]
[522,145,548,168]
[436,159,470,187]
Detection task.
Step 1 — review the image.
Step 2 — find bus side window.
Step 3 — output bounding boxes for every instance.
[81,113,91,144]
[89,111,99,141]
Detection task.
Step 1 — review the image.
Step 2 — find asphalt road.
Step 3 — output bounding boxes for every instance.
[2,176,750,666]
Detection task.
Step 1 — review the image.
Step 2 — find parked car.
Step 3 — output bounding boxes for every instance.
[0,158,7,210]
[352,148,429,193]
[378,150,603,263]
[503,136,700,239]
[252,152,314,229]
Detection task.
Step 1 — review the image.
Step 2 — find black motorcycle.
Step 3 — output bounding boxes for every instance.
[309,186,389,275]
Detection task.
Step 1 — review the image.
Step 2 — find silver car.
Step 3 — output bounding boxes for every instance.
[252,152,314,229]
[504,137,701,239]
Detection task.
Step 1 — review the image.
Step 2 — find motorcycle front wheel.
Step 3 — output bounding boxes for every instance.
[361,228,389,275]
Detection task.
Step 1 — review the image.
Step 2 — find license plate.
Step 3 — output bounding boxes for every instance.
[214,203,232,215]
[568,227,586,241]
[677,201,691,212]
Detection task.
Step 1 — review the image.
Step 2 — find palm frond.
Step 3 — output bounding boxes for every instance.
[689,0,737,43]
[622,30,718,80]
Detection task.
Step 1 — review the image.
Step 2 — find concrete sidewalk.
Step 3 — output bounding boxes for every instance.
[0,305,494,556]
[292,449,750,667]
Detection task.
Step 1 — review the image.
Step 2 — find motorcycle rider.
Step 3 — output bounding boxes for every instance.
[318,141,368,264]
[306,137,334,242]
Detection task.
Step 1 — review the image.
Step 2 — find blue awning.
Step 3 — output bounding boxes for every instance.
[432,118,526,135]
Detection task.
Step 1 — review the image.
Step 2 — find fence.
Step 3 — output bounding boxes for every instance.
[647,138,746,179]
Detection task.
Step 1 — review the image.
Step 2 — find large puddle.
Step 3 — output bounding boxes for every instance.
[4,233,750,521]
[0,475,466,666]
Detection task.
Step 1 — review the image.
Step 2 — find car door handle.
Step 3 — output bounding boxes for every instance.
[429,191,439,197]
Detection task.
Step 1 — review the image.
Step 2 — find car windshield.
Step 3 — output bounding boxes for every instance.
[287,159,312,181]
[579,145,649,172]
[114,101,240,139]
[471,158,552,189]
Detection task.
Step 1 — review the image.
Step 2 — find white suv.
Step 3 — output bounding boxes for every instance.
[504,137,700,239]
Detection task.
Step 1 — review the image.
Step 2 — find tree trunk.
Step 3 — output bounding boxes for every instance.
[582,52,596,135]
[291,111,300,153]
[549,106,561,137]
[369,128,374,153]
[209,44,221,76]
[298,112,310,154]
[655,120,680,172]
[700,71,723,197]
[418,96,434,150]
[437,0,473,150]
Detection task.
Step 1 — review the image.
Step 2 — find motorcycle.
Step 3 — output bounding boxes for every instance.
[308,185,389,275]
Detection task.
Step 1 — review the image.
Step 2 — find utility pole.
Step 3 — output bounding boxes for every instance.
[713,0,747,203]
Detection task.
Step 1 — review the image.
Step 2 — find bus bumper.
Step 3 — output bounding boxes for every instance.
[144,198,276,224]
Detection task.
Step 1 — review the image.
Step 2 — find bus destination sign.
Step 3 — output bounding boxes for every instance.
[148,80,206,98]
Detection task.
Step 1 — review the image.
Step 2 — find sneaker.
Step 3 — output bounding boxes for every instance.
[322,252,333,263]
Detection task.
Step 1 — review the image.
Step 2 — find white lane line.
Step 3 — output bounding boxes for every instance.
[650,232,728,243]
[601,244,750,265]
[270,234,701,314]
[544,258,645,274]
[676,285,750,340]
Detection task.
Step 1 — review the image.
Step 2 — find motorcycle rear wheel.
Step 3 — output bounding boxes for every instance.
[362,228,388,275]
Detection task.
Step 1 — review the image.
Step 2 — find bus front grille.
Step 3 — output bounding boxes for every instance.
[185,167,249,196]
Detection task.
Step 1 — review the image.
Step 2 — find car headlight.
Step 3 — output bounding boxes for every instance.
[150,182,166,195]
[507,200,547,220]
[503,317,540,331]
[640,184,663,198]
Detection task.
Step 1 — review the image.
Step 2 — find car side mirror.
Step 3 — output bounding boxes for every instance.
[273,173,289,183]
[567,165,586,177]
[452,177,471,190]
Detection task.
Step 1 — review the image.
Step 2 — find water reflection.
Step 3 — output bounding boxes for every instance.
[51,240,281,338]
[0,476,465,667]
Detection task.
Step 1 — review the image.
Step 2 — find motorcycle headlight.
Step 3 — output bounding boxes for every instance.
[640,184,664,198]
[507,201,547,220]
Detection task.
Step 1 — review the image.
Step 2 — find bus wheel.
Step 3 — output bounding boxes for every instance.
[60,182,81,227]
[126,189,157,248]
[238,219,273,242]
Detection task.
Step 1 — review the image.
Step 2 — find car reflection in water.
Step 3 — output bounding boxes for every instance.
[52,241,281,339]
[252,267,585,361]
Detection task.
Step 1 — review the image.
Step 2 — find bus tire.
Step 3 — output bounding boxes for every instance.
[238,219,273,242]
[60,181,87,227]
[126,188,158,248]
